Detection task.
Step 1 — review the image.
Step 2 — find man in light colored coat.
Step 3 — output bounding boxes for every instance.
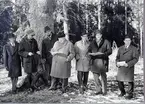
[49,31,75,93]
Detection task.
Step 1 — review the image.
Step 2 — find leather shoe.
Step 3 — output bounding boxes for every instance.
[125,94,133,99]
[95,91,102,95]
[48,87,56,90]
[118,93,126,97]
[79,87,84,94]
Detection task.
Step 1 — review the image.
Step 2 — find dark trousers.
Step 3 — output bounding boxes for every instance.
[11,77,18,91]
[50,77,68,89]
[77,71,89,87]
[31,72,49,87]
[45,63,51,81]
[118,81,134,95]
[26,73,33,88]
[93,72,107,94]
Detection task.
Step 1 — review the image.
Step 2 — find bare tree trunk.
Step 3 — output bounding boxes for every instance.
[85,0,88,34]
[98,0,101,30]
[27,0,55,47]
[63,3,69,40]
[125,0,127,35]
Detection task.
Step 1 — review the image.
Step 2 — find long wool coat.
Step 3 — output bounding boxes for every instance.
[88,39,112,73]
[19,38,39,74]
[74,40,91,72]
[116,45,139,82]
[50,39,75,78]
[3,42,22,77]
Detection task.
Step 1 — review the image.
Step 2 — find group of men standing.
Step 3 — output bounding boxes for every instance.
[3,26,139,100]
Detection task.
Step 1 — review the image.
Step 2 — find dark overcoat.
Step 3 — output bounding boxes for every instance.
[50,39,75,78]
[18,38,39,74]
[116,45,139,82]
[41,38,55,65]
[88,39,112,73]
[3,42,22,77]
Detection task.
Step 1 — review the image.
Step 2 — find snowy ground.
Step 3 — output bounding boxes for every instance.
[0,48,144,103]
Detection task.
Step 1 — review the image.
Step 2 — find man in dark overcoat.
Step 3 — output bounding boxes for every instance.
[3,34,22,94]
[116,36,139,99]
[19,29,40,91]
[41,26,57,85]
[88,30,112,95]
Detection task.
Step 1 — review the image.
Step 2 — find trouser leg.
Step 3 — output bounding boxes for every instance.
[49,77,57,89]
[77,71,83,87]
[45,63,51,81]
[127,82,134,96]
[83,72,89,87]
[62,78,68,93]
[41,73,49,86]
[100,72,107,94]
[93,73,102,93]
[11,77,18,91]
[118,81,126,94]
[31,72,41,88]
[27,73,32,88]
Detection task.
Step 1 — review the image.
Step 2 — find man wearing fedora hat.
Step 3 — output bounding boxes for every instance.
[116,35,139,99]
[49,30,75,93]
[19,29,40,92]
[3,34,22,94]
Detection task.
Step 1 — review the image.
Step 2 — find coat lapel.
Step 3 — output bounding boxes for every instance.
[7,43,13,55]
[93,38,104,51]
[24,38,32,51]
[123,45,132,55]
[12,42,18,56]
[98,39,104,49]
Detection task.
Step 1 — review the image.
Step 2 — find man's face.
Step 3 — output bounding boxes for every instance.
[95,33,102,41]
[46,30,52,38]
[81,35,88,41]
[27,34,34,40]
[124,38,131,46]
[9,37,15,43]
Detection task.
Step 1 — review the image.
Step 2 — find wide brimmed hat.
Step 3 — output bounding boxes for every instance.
[57,30,65,38]
[81,34,88,37]
[124,35,132,40]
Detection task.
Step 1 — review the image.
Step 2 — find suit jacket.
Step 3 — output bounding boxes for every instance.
[74,40,91,72]
[116,45,139,82]
[41,38,55,65]
[3,42,22,77]
[19,38,39,74]
[88,39,112,73]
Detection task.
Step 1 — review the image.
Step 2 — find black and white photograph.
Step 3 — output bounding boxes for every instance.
[0,0,144,103]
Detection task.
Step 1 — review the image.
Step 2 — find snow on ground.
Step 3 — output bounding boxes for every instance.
[0,48,144,103]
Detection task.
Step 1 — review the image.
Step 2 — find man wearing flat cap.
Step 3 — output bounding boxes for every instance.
[19,29,40,91]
